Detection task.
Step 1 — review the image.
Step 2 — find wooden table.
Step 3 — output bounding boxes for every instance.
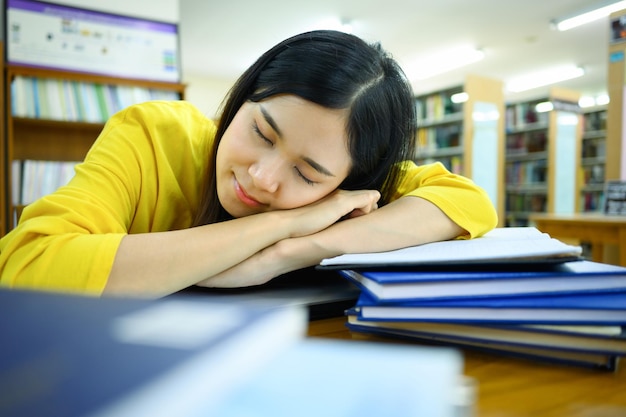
[530,213,626,266]
[308,317,626,417]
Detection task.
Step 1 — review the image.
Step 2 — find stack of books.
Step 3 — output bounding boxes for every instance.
[319,227,626,370]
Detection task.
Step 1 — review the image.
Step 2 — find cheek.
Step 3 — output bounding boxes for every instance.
[218,127,251,166]
[275,183,340,210]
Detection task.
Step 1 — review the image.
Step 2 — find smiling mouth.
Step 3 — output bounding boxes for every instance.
[234,179,263,207]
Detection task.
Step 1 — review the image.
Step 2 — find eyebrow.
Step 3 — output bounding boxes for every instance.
[260,105,282,137]
[259,104,336,178]
[303,157,335,177]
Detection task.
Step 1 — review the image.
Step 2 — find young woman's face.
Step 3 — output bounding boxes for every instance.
[216,95,352,218]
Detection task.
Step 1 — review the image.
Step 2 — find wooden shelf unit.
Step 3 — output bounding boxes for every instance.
[607,8,626,182]
[414,74,505,225]
[504,88,582,226]
[580,106,607,212]
[2,65,186,233]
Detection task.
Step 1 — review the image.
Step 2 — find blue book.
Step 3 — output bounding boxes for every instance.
[0,290,306,417]
[339,260,626,301]
[353,290,626,325]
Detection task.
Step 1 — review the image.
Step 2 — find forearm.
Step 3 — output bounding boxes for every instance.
[105,211,292,297]
[310,196,464,258]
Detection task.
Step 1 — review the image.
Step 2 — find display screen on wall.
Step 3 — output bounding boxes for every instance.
[5,0,180,82]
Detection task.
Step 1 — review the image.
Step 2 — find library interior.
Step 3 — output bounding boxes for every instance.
[2,1,626,416]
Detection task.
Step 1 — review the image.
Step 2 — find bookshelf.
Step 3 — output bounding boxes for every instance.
[2,65,186,232]
[580,106,607,212]
[414,74,505,225]
[505,88,582,226]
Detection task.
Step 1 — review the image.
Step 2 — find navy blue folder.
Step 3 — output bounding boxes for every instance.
[353,290,626,325]
[340,260,626,301]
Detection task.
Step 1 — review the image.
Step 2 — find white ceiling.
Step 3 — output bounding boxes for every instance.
[178,0,617,104]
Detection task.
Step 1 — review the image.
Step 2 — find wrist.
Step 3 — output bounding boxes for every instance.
[307,227,345,260]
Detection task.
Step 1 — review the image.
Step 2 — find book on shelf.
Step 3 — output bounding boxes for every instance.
[10,75,180,123]
[505,101,549,130]
[318,227,582,270]
[12,159,80,206]
[338,260,626,301]
[347,315,620,371]
[415,90,462,122]
[351,290,626,325]
[505,160,548,185]
[0,289,306,417]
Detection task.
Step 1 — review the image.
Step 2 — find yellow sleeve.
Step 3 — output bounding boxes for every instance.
[391,160,498,239]
[0,101,214,295]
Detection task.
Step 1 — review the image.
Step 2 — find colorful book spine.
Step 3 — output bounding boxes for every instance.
[12,160,81,205]
[10,76,180,123]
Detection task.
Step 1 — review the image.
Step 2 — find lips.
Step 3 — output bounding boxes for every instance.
[234,178,263,207]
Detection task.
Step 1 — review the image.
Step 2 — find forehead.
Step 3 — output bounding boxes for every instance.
[254,95,353,177]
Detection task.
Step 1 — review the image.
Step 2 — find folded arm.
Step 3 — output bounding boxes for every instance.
[197,195,462,288]
[200,163,499,288]
[105,189,380,297]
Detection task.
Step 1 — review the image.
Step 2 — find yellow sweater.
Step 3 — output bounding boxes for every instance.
[0,101,497,294]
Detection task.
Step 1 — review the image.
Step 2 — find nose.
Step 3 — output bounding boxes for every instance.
[249,156,281,194]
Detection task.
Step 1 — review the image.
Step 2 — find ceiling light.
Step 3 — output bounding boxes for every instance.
[535,102,554,113]
[579,96,597,108]
[406,46,485,81]
[506,66,585,93]
[553,1,626,31]
[313,17,353,34]
[596,94,610,105]
[451,92,469,104]
[579,94,610,107]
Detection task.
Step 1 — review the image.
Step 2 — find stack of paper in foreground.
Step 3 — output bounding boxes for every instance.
[319,227,626,370]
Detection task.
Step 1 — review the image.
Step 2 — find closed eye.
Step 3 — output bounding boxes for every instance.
[254,118,316,186]
[252,122,273,145]
[295,167,316,186]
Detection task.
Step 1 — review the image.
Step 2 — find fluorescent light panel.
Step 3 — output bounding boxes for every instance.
[506,66,585,93]
[554,1,626,31]
[535,102,554,113]
[313,17,353,33]
[450,92,469,104]
[579,94,610,107]
[596,94,610,105]
[408,46,484,80]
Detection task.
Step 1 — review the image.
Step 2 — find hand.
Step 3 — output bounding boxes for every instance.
[282,189,380,238]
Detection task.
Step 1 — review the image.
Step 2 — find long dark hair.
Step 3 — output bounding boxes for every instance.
[193,30,416,226]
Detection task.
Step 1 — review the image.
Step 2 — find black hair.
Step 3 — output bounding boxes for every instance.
[193,30,416,226]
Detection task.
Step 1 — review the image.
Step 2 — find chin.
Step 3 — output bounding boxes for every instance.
[221,200,257,219]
